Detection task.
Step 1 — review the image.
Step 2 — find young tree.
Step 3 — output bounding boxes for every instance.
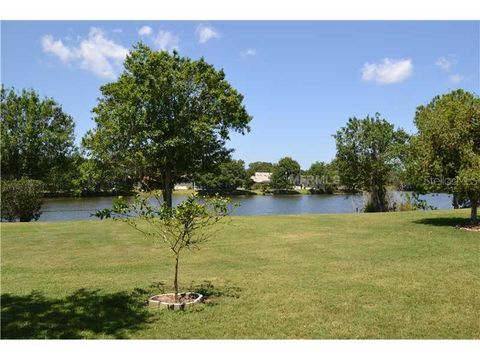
[96,193,232,301]
[410,90,480,223]
[333,114,409,212]
[83,44,252,208]
[0,86,77,190]
[195,159,247,192]
[270,157,301,190]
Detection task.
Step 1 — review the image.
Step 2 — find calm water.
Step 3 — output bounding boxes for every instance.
[38,192,453,222]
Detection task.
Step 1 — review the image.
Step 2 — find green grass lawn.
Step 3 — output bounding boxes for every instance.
[1,210,479,339]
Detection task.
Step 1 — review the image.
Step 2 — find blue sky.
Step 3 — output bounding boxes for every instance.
[1,21,479,168]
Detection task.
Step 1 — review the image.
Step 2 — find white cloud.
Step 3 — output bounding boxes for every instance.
[76,28,128,79]
[449,74,464,84]
[240,48,256,59]
[41,27,128,79]
[154,30,179,52]
[138,26,152,36]
[195,24,220,43]
[361,58,413,84]
[435,56,452,71]
[41,35,74,62]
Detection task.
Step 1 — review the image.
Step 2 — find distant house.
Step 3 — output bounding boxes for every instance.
[174,182,194,190]
[250,172,272,184]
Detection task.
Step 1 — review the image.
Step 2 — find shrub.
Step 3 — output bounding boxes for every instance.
[398,193,436,212]
[1,179,44,222]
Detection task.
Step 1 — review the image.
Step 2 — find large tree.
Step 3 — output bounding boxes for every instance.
[410,89,480,223]
[270,157,301,190]
[0,86,77,190]
[82,44,252,207]
[333,113,409,212]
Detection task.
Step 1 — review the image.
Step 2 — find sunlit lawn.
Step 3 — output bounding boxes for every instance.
[1,209,479,339]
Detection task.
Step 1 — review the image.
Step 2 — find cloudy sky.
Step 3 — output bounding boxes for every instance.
[1,21,478,168]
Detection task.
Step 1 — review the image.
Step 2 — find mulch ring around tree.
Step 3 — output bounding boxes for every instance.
[148,292,203,310]
[456,223,480,232]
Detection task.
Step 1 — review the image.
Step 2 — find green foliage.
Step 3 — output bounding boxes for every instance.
[398,193,437,212]
[333,113,409,212]
[1,179,44,222]
[0,86,77,191]
[83,44,252,207]
[96,192,233,297]
[195,159,247,192]
[409,89,480,222]
[270,157,301,190]
[73,158,135,195]
[305,161,339,193]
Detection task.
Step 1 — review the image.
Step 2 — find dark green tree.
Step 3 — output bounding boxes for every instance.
[409,90,480,223]
[0,86,77,190]
[270,157,301,190]
[195,159,247,192]
[333,113,409,212]
[82,44,252,208]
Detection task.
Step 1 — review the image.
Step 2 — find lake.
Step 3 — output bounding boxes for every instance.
[38,192,453,221]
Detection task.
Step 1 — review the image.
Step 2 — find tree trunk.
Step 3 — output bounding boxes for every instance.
[371,185,386,212]
[471,198,478,224]
[163,170,173,208]
[173,254,180,302]
[452,194,460,209]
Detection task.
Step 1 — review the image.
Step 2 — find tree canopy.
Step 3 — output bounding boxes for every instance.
[333,113,409,212]
[409,89,480,223]
[270,157,301,190]
[0,86,77,190]
[82,44,252,207]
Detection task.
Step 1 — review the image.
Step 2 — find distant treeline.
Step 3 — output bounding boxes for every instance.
[1,44,479,222]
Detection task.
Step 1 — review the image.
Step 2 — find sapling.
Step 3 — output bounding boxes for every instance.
[95,191,233,301]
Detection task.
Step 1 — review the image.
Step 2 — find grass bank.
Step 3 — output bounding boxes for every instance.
[1,210,478,339]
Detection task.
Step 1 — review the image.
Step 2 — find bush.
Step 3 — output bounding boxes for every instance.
[1,179,44,222]
[397,193,436,212]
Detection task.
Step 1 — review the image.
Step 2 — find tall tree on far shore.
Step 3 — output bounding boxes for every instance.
[83,44,252,207]
[270,157,301,190]
[0,86,77,190]
[409,89,480,223]
[333,113,409,212]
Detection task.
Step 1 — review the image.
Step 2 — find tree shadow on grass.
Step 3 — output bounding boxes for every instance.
[1,282,242,338]
[189,280,242,301]
[413,217,470,227]
[1,288,152,339]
